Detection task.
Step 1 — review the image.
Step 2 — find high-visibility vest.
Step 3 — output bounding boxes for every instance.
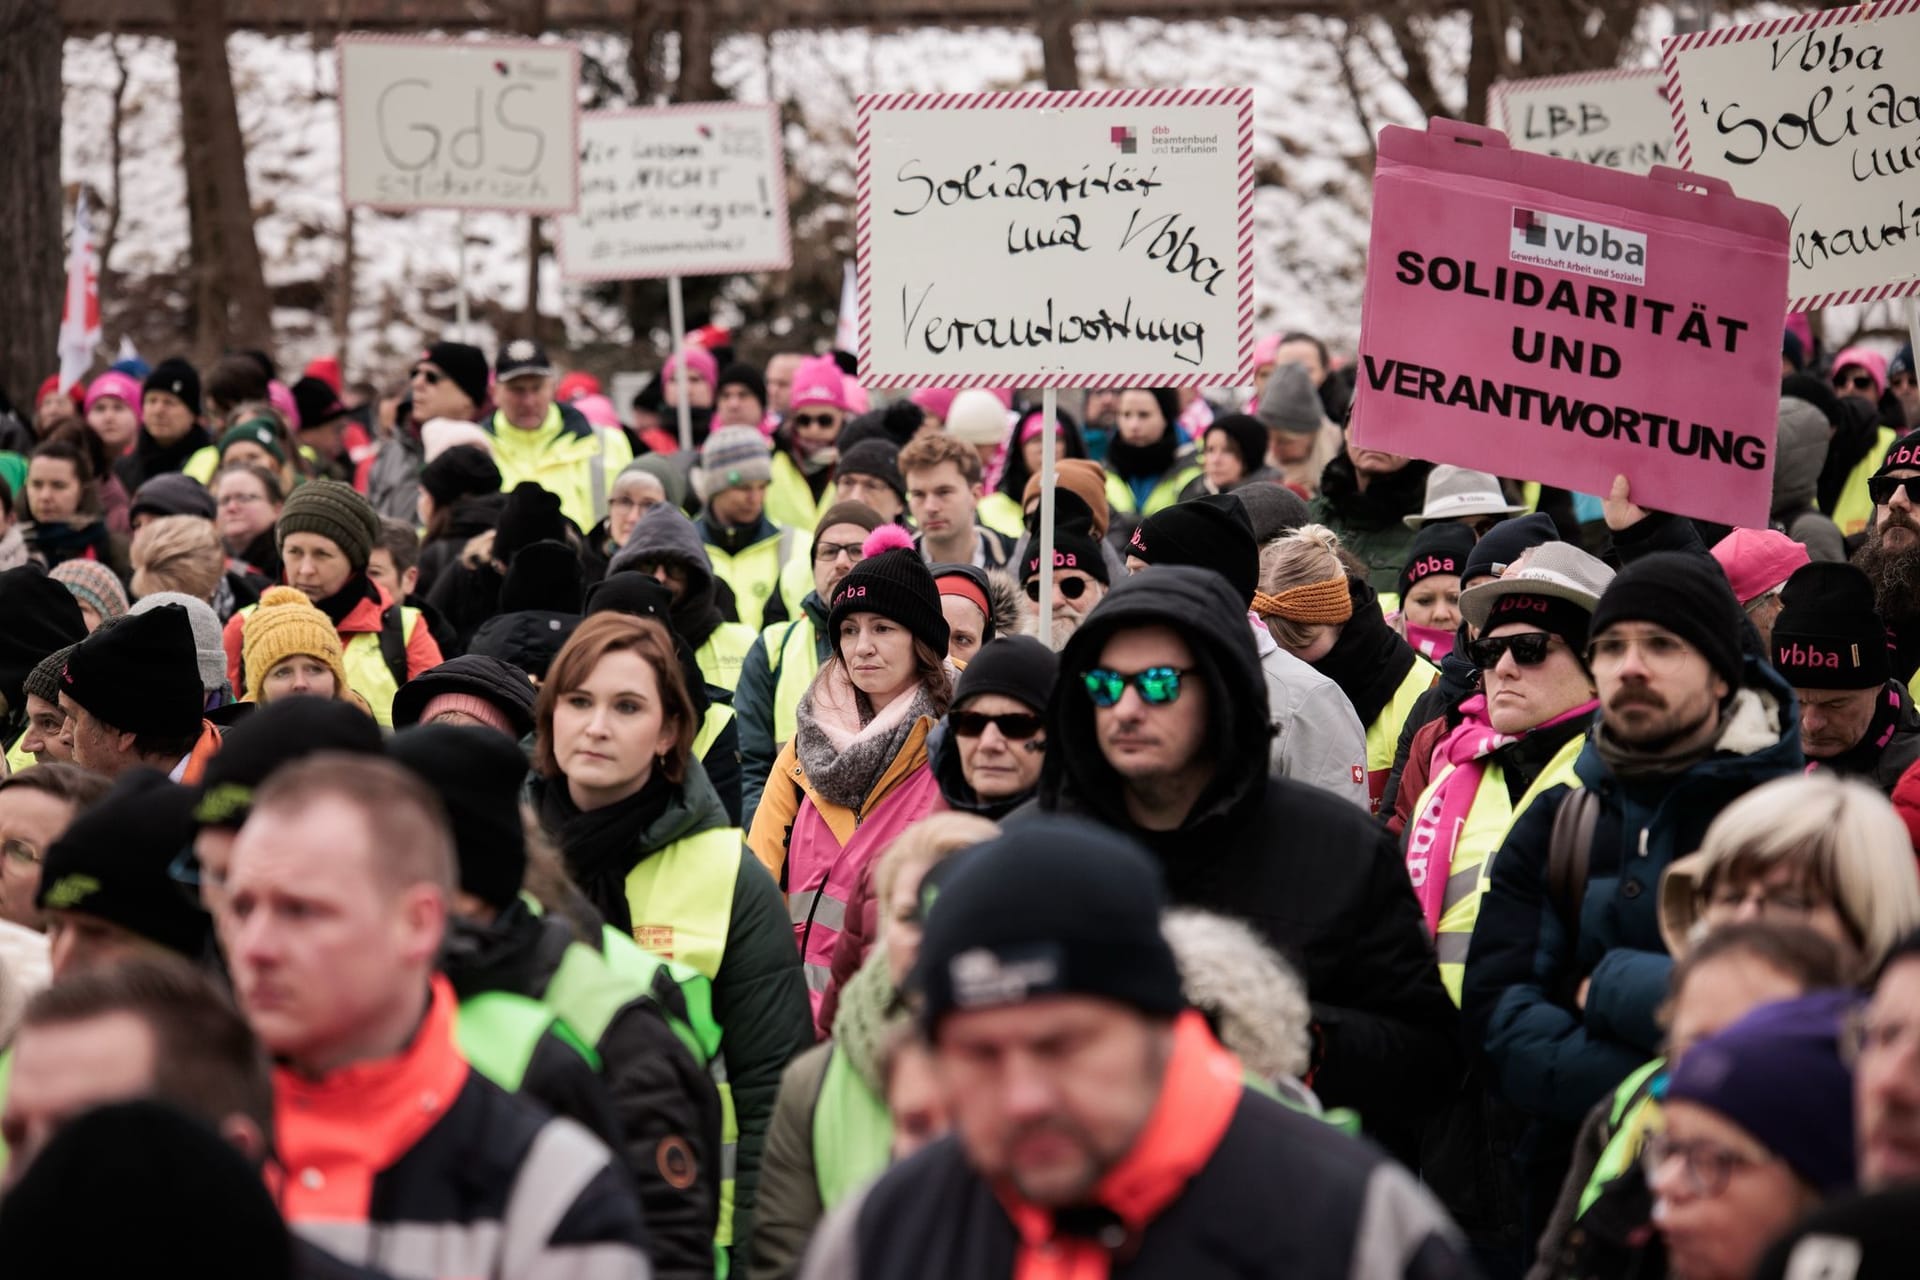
[181,446,222,486]
[811,1044,893,1211]
[235,600,423,727]
[1363,660,1438,812]
[1577,1058,1667,1219]
[765,451,832,534]
[694,701,735,761]
[762,615,823,749]
[696,623,759,696]
[706,527,806,633]
[456,989,600,1092]
[487,405,633,533]
[5,730,34,775]
[1416,734,1585,1003]
[1835,426,1899,536]
[1103,465,1200,525]
[620,825,748,1251]
[976,491,1025,539]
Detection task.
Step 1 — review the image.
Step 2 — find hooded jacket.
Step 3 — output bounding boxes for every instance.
[1034,566,1457,1149]
[1773,395,1846,562]
[1307,454,1433,600]
[612,504,757,685]
[416,492,507,598]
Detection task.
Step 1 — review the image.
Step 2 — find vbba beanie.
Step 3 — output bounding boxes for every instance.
[62,603,205,737]
[419,443,502,508]
[142,357,203,418]
[242,586,350,704]
[36,770,210,957]
[828,526,949,659]
[836,439,907,503]
[954,634,1058,715]
[1204,413,1271,477]
[1589,551,1746,692]
[388,724,529,912]
[696,426,774,499]
[23,642,78,709]
[51,559,129,623]
[1771,561,1889,691]
[423,340,491,409]
[1023,525,1109,588]
[393,653,537,738]
[276,478,380,571]
[1398,522,1477,602]
[1128,495,1258,605]
[911,816,1186,1034]
[192,697,383,830]
[1879,426,1920,478]
[813,500,885,560]
[1463,511,1560,587]
[0,567,87,714]
[788,355,850,413]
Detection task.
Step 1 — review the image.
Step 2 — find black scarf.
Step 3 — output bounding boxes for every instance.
[124,424,214,486]
[1312,578,1419,729]
[238,528,282,581]
[314,572,380,626]
[1827,681,1909,778]
[26,520,113,569]
[673,576,726,651]
[1315,452,1432,531]
[1105,427,1178,482]
[536,770,674,934]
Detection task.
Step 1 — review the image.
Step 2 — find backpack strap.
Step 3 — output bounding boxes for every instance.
[378,604,410,690]
[1547,787,1598,940]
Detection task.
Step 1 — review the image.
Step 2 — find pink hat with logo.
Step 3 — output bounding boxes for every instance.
[85,371,145,421]
[1710,528,1811,605]
[788,356,850,413]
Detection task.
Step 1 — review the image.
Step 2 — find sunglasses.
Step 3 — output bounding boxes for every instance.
[1026,575,1093,602]
[1081,665,1194,708]
[1869,475,1920,506]
[790,413,838,429]
[1837,373,1877,393]
[950,710,1044,740]
[1467,632,1558,669]
[411,366,444,385]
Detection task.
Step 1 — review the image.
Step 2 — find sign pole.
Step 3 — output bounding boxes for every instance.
[455,212,471,339]
[668,273,694,453]
[1038,387,1058,651]
[1909,298,1920,371]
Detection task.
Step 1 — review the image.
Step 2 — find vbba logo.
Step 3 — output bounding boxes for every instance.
[1510,207,1648,286]
[1110,126,1136,154]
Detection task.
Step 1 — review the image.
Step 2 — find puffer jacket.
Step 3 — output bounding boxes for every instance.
[1034,566,1458,1159]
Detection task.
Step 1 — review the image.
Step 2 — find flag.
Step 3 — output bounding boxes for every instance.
[57,193,101,393]
[834,260,859,356]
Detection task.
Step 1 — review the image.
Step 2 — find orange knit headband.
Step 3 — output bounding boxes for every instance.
[1252,575,1353,624]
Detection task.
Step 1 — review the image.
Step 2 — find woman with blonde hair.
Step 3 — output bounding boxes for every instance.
[1256,523,1435,812]
[131,514,225,604]
[1660,771,1920,977]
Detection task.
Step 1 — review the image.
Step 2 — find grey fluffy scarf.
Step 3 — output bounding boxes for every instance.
[794,659,936,811]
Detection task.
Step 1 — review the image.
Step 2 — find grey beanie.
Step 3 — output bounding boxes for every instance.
[129,591,229,696]
[1256,363,1326,436]
[1231,481,1311,544]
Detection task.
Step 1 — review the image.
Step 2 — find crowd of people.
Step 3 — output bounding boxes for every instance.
[0,319,1916,1280]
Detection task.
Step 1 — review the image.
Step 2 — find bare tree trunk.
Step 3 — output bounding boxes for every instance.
[675,0,715,102]
[174,0,273,362]
[1036,0,1081,91]
[627,0,670,104]
[0,0,65,404]
[100,35,129,301]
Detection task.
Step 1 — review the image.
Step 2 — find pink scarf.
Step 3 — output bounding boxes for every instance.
[1404,695,1597,934]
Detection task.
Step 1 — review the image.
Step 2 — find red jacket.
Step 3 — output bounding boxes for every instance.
[220,580,441,697]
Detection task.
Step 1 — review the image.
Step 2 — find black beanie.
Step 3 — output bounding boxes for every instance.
[1205,412,1270,477]
[580,576,712,717]
[1878,426,1920,478]
[389,724,528,911]
[36,770,210,958]
[61,603,205,738]
[836,439,907,502]
[1230,481,1310,544]
[423,340,491,411]
[493,482,569,563]
[0,1101,292,1279]
[290,375,346,430]
[1126,495,1257,605]
[911,815,1186,1035]
[1463,511,1560,587]
[501,540,585,615]
[954,635,1058,714]
[1589,551,1746,692]
[420,443,502,507]
[142,357,203,419]
[0,567,86,717]
[1771,561,1890,690]
[393,654,538,739]
[1399,522,1477,601]
[1022,527,1109,588]
[716,362,768,411]
[828,534,949,660]
[193,697,385,829]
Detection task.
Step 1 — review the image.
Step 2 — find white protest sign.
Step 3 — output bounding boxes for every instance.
[1489,69,1675,173]
[558,104,793,281]
[1664,6,1920,309]
[338,36,580,214]
[857,88,1253,388]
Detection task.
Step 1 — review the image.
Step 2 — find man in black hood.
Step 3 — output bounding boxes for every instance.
[1035,564,1456,1158]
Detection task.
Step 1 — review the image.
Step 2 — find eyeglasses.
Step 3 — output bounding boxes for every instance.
[790,413,838,429]
[1868,475,1920,507]
[1837,373,1878,394]
[815,541,866,564]
[1642,1132,1775,1199]
[1467,632,1558,670]
[1026,575,1094,602]
[1585,630,1694,672]
[1700,881,1820,918]
[1,838,41,868]
[218,493,266,508]
[1081,666,1194,708]
[410,366,444,385]
[950,710,1044,740]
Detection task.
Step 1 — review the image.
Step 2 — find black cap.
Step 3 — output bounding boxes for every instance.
[290,375,346,430]
[1463,511,1560,587]
[954,635,1058,714]
[393,654,538,739]
[1590,551,1746,692]
[419,443,503,508]
[142,357,203,419]
[0,567,87,717]
[61,604,204,738]
[1126,495,1257,605]
[421,341,490,409]
[494,338,555,383]
[1771,561,1890,691]
[388,725,528,911]
[36,770,210,958]
[193,697,385,829]
[828,541,949,660]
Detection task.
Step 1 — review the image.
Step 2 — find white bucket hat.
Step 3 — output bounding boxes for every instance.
[1458,541,1616,632]
[1404,465,1528,529]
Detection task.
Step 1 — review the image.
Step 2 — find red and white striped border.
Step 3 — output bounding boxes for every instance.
[1661,1,1920,310]
[1485,67,1660,132]
[556,102,793,282]
[855,87,1256,389]
[335,34,584,216]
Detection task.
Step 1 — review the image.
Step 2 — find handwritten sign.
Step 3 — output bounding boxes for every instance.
[1664,5,1920,309]
[338,36,580,214]
[557,104,792,281]
[1490,69,1675,173]
[856,88,1253,388]
[1350,119,1789,529]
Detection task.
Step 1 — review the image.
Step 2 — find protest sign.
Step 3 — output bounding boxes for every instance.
[338,36,580,214]
[856,88,1253,388]
[1489,69,1675,174]
[557,104,792,281]
[1349,119,1789,529]
[1663,4,1920,309]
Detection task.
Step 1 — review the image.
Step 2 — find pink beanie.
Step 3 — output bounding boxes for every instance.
[268,380,302,432]
[911,387,958,422]
[664,348,719,390]
[419,691,516,736]
[788,356,850,413]
[1252,333,1285,368]
[1833,345,1891,397]
[573,393,621,430]
[85,371,145,422]
[1711,528,1811,605]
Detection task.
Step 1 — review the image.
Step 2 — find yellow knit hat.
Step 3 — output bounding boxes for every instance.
[243,586,351,703]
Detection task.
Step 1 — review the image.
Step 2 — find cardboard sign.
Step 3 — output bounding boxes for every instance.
[1663,4,1920,309]
[1350,119,1790,530]
[1489,69,1675,174]
[856,88,1254,388]
[338,36,580,214]
[557,104,792,281]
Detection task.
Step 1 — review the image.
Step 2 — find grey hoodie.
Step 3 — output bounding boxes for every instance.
[1773,395,1845,562]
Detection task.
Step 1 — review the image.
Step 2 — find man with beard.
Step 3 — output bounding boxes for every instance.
[1854,426,1920,693]
[1462,551,1804,1252]
[1021,515,1108,649]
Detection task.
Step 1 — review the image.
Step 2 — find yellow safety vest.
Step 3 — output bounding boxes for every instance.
[1364,660,1439,812]
[976,491,1025,539]
[765,451,832,534]
[237,601,424,728]
[763,615,823,748]
[5,730,35,776]
[705,527,806,633]
[694,702,735,760]
[1417,734,1585,1003]
[1835,426,1899,537]
[622,825,747,1248]
[1103,466,1201,526]
[180,446,222,487]
[487,405,634,534]
[696,623,759,696]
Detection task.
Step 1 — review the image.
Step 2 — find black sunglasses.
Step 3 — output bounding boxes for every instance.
[790,413,838,428]
[1837,373,1877,393]
[1467,632,1558,669]
[1869,475,1920,507]
[1026,576,1093,602]
[950,710,1044,740]
[411,366,444,385]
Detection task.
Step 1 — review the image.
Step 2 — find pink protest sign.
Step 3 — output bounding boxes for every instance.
[1351,118,1790,530]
